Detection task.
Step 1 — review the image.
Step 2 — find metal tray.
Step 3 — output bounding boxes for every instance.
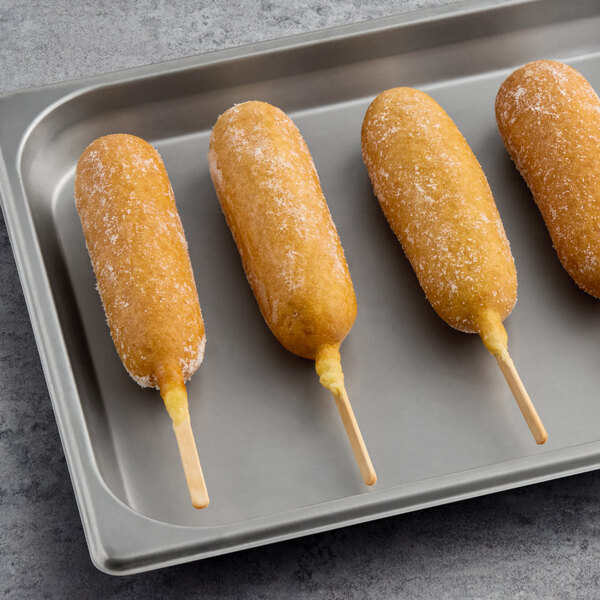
[2,0,600,576]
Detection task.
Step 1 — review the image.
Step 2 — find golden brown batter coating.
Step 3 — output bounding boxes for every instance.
[209,101,375,484]
[361,87,517,344]
[496,60,600,297]
[75,133,205,407]
[209,101,356,360]
[362,88,547,445]
[75,134,209,508]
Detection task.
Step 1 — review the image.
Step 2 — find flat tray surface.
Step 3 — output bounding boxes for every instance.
[1,0,600,575]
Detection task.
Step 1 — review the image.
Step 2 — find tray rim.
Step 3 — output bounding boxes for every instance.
[0,0,528,101]
[1,0,599,575]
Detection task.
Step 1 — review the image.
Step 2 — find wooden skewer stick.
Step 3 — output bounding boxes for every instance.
[495,348,548,445]
[173,417,210,509]
[331,384,377,486]
[479,312,547,445]
[162,382,210,509]
[316,344,377,486]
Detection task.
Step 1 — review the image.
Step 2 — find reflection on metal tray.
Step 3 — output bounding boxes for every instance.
[1,0,600,575]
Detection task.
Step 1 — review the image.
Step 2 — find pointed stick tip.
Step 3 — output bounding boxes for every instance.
[192,493,210,510]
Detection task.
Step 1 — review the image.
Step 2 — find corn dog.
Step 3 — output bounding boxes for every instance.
[496,60,600,297]
[362,87,547,444]
[209,101,376,485]
[75,133,209,508]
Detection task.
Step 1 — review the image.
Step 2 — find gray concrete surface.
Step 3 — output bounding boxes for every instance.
[1,1,599,598]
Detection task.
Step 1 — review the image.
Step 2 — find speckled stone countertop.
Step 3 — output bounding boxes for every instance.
[1,1,600,598]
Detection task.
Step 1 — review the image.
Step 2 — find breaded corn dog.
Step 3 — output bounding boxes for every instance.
[362,87,547,444]
[209,101,376,485]
[496,60,600,297]
[75,133,209,508]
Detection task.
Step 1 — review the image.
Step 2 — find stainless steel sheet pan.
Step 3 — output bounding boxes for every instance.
[2,0,600,575]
